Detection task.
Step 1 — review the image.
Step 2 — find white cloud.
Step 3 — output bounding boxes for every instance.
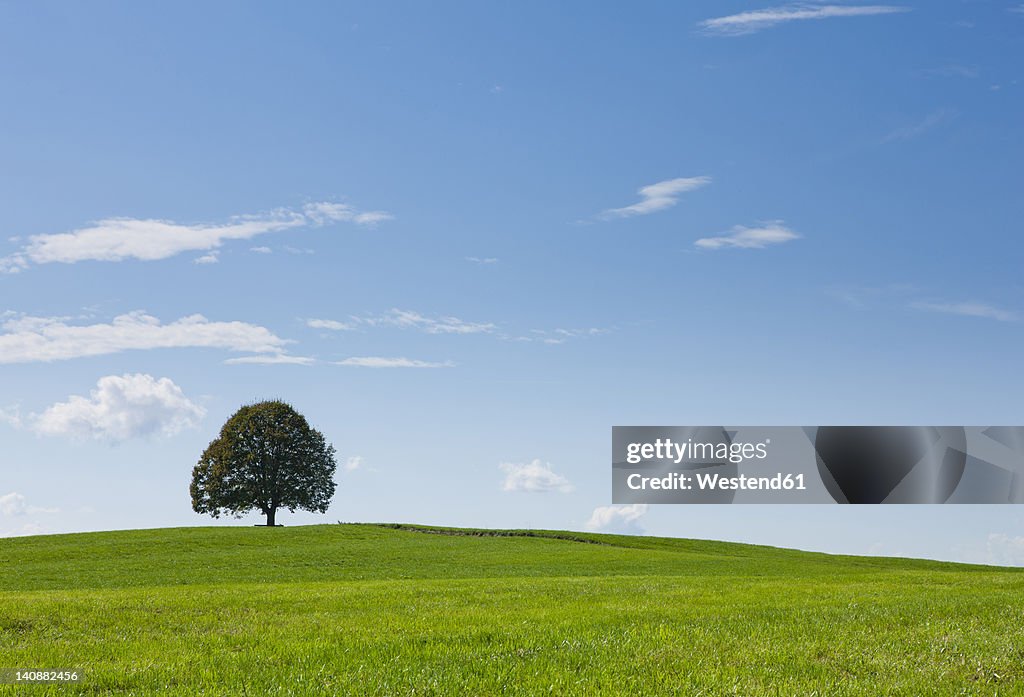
[881,109,953,143]
[307,318,357,331]
[193,251,220,265]
[586,504,649,533]
[360,309,495,335]
[343,456,364,472]
[554,327,607,338]
[466,256,499,264]
[312,309,606,348]
[0,492,59,517]
[302,202,393,226]
[983,533,1024,566]
[700,4,909,36]
[511,327,609,344]
[910,301,1017,322]
[223,354,316,365]
[0,492,26,516]
[31,374,205,442]
[0,522,45,538]
[600,177,711,219]
[316,309,494,335]
[0,406,22,428]
[499,460,574,493]
[1,200,391,272]
[695,221,801,249]
[250,246,272,254]
[1010,5,1024,16]
[334,357,455,368]
[0,311,293,363]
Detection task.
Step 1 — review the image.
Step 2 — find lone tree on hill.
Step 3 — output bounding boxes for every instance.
[190,400,337,526]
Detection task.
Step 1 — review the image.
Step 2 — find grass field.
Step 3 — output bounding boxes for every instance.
[1,524,1023,695]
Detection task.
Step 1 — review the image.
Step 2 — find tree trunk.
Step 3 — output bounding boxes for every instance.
[266,508,276,527]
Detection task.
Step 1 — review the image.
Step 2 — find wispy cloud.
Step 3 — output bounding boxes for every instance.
[343,456,364,472]
[466,256,499,264]
[553,328,608,338]
[306,318,357,332]
[315,308,497,335]
[223,354,316,365]
[0,311,293,363]
[250,246,273,254]
[1010,5,1024,16]
[599,177,711,219]
[920,65,979,79]
[910,301,1017,322]
[881,109,954,143]
[302,202,393,227]
[1,200,391,273]
[585,504,648,533]
[310,309,608,348]
[695,221,801,250]
[500,460,574,493]
[334,357,455,368]
[360,309,496,335]
[193,251,220,265]
[700,4,909,36]
[29,373,205,442]
[516,327,609,345]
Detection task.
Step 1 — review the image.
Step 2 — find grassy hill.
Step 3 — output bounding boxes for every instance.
[1,524,1023,695]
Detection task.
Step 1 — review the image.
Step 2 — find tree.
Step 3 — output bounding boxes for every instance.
[190,400,337,526]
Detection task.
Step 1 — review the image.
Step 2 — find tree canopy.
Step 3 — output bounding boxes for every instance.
[190,400,337,526]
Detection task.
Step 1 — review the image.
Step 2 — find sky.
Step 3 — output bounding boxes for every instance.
[1,1,1023,566]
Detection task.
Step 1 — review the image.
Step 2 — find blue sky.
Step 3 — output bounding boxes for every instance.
[1,1,1023,565]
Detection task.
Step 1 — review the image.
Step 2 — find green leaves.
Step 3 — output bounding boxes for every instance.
[190,400,337,525]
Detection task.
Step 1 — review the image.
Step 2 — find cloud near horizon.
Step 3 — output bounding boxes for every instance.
[0,201,392,273]
[500,460,574,493]
[699,5,909,36]
[983,533,1024,565]
[0,492,27,516]
[586,504,649,533]
[0,491,59,517]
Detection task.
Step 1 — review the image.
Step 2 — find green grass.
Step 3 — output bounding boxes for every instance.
[1,524,1023,695]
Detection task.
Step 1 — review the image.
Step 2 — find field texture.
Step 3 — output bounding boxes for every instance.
[1,524,1023,695]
